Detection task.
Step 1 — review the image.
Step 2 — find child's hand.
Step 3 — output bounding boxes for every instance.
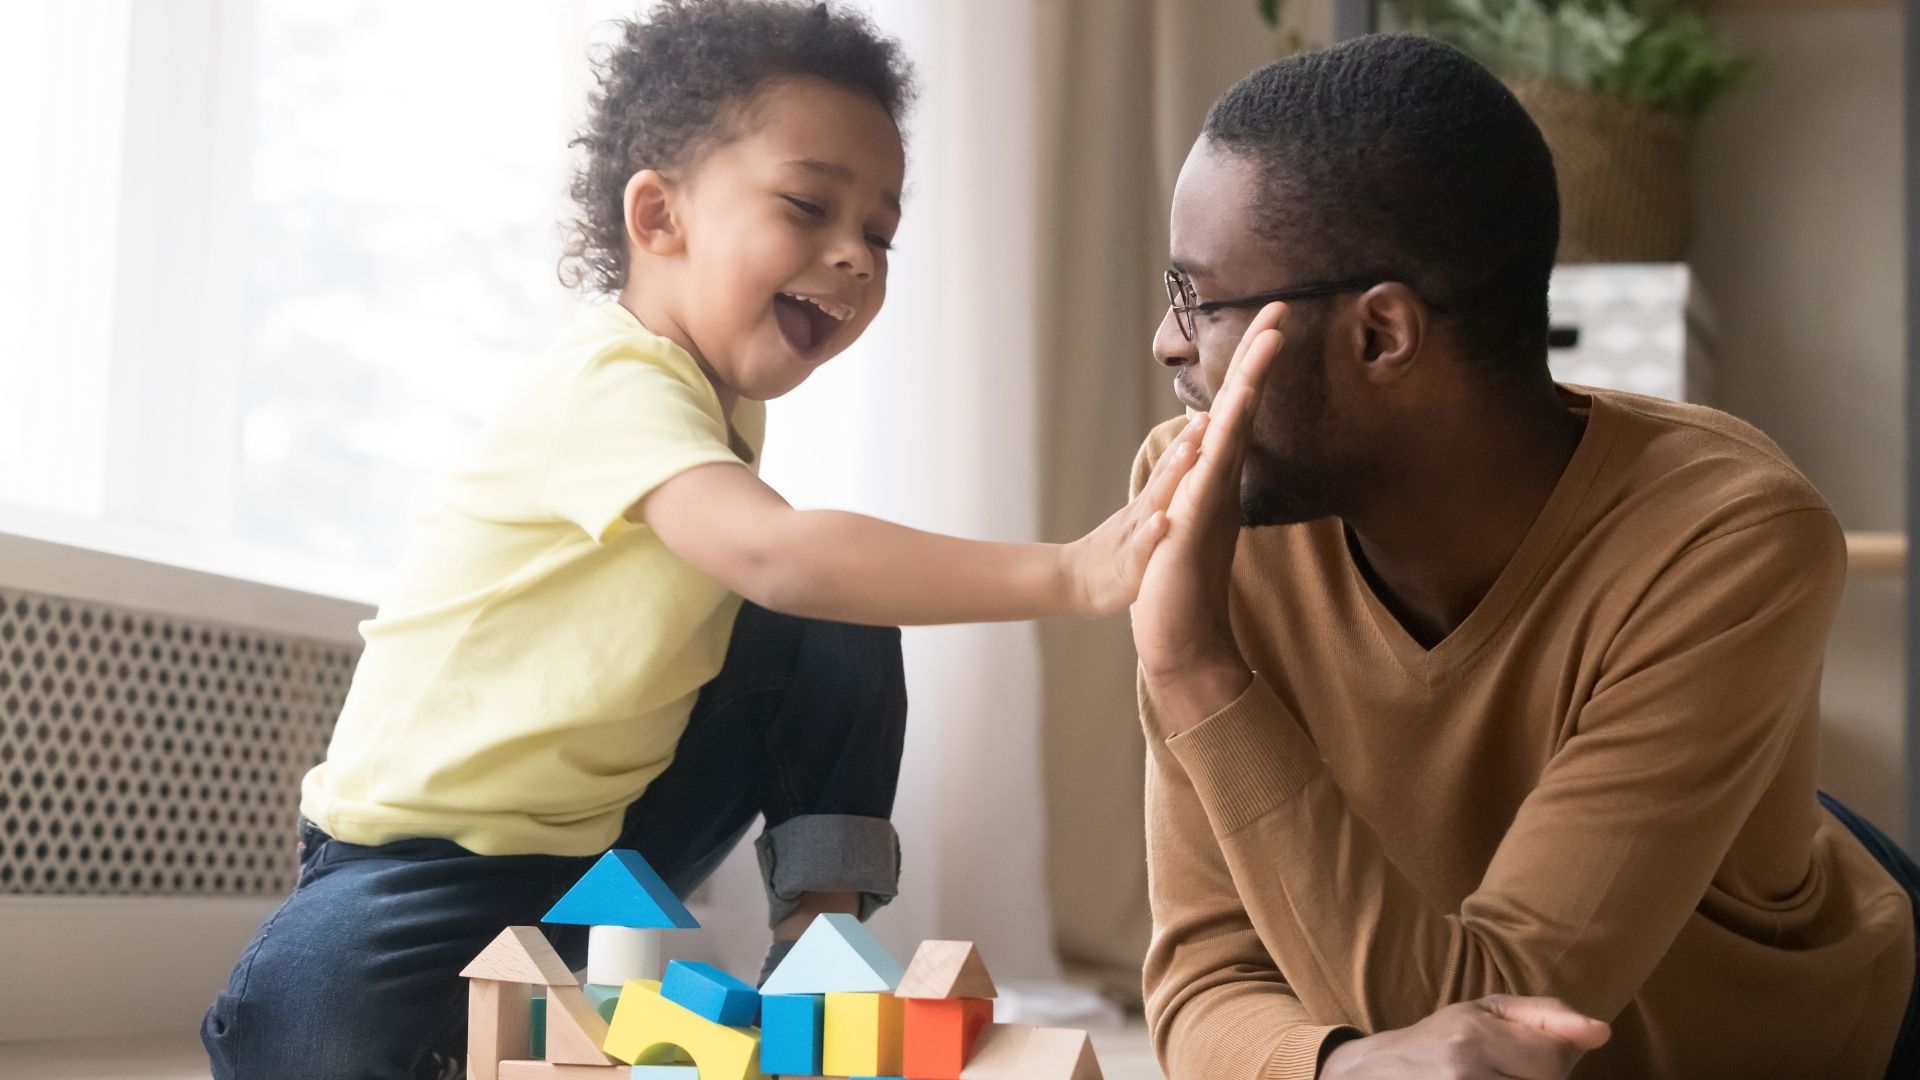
[1062,418,1207,616]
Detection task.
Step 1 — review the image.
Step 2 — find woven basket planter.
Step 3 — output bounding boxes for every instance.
[1507,77,1693,263]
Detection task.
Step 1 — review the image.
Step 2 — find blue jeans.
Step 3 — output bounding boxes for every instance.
[1819,792,1920,1079]
[202,602,907,1080]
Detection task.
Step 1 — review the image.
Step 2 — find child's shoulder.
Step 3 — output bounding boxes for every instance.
[545,301,705,388]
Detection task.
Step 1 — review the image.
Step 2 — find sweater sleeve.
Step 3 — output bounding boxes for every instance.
[1156,506,1846,1035]
[1143,670,1361,1078]
[1131,424,1358,1078]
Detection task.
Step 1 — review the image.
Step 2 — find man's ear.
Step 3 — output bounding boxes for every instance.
[624,169,685,258]
[1352,282,1425,385]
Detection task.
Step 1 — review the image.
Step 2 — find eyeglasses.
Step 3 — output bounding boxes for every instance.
[1163,267,1381,341]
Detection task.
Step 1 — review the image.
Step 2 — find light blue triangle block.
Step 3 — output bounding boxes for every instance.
[758,913,904,995]
[543,849,699,929]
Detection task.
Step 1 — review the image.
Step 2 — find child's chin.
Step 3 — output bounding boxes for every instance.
[745,364,816,402]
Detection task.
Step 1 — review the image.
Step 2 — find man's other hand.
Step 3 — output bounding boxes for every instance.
[1320,995,1611,1079]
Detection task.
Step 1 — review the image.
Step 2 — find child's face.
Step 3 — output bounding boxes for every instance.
[669,77,905,401]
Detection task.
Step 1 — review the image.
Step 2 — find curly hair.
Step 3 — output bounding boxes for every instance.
[558,0,916,294]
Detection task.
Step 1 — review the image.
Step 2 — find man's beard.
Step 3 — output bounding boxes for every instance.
[1236,312,1345,528]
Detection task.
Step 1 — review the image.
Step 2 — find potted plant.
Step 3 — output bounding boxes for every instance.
[1260,0,1752,262]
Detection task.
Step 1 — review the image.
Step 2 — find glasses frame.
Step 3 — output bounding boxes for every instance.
[1163,268,1383,341]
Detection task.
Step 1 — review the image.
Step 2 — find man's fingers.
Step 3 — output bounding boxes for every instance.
[1474,1014,1584,1080]
[1140,430,1200,510]
[1225,300,1289,378]
[1475,996,1611,1052]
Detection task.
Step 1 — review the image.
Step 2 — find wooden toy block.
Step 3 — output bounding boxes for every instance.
[544,850,699,929]
[584,982,624,1023]
[822,992,904,1077]
[497,1062,626,1078]
[628,1068,701,1078]
[901,997,993,1078]
[896,941,998,1001]
[958,1024,1103,1080]
[545,983,617,1066]
[760,913,904,995]
[531,995,547,1060]
[588,925,663,985]
[463,926,580,986]
[661,959,760,1027]
[758,993,824,1075]
[604,979,760,1079]
[470,979,533,1080]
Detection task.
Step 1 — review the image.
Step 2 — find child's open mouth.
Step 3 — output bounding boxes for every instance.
[773,291,852,359]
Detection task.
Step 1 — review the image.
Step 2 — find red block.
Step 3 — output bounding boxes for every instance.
[902,997,994,1079]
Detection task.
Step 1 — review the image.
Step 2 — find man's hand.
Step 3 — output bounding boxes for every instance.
[1060,416,1206,616]
[1131,301,1287,732]
[1321,996,1612,1079]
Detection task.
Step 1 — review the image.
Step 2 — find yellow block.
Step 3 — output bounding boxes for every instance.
[822,992,904,1077]
[603,980,761,1080]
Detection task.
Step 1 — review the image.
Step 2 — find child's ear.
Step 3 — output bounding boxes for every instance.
[623,169,685,257]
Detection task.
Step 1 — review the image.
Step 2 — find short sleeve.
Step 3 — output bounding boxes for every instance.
[540,350,748,544]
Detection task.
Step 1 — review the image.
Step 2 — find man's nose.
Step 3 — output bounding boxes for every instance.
[1153,307,1195,368]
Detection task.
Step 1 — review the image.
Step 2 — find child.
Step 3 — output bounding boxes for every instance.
[202,3,1202,1077]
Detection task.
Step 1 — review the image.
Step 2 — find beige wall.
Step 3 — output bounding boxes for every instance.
[1691,5,1907,837]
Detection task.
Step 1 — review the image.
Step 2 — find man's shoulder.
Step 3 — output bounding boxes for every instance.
[1586,388,1835,543]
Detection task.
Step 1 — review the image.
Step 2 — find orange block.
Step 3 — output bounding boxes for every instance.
[903,997,994,1078]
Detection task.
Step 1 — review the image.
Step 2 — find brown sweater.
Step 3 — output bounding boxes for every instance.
[1133,387,1913,1079]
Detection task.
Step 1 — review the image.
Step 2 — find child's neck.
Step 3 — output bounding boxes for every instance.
[616,284,739,417]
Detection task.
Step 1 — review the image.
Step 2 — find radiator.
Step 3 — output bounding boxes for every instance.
[0,532,367,1041]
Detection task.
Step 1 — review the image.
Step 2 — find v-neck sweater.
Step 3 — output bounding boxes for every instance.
[1133,387,1912,1079]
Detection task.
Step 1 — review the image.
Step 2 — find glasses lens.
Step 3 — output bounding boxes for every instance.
[1165,270,1196,340]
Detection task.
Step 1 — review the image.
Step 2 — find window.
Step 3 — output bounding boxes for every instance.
[2,0,644,599]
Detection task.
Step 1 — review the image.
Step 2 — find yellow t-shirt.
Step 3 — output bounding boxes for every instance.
[300,301,765,856]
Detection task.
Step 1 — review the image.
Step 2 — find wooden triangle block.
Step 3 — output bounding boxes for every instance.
[960,1023,1104,1080]
[760,913,904,995]
[461,927,578,986]
[897,940,998,1000]
[542,983,615,1066]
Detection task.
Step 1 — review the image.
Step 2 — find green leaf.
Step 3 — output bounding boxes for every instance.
[1378,0,1751,116]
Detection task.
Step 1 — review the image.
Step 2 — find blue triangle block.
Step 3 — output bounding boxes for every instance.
[759,913,903,995]
[542,849,699,929]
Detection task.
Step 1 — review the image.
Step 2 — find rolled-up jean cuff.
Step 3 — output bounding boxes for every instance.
[755,814,901,927]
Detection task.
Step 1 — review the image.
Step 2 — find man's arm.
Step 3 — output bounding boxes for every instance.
[1142,667,1358,1078]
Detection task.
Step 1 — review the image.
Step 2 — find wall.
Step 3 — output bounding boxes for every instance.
[1691,3,1908,836]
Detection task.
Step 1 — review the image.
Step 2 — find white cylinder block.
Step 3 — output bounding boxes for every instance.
[587,924,663,986]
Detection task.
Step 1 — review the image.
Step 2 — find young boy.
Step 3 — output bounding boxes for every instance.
[203,3,1204,1077]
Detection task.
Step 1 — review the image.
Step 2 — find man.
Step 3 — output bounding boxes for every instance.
[1127,34,1918,1079]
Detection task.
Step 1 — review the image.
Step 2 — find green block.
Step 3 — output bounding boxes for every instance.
[530,994,547,1058]
[586,981,623,1022]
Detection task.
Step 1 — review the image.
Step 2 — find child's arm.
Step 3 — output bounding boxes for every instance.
[634,421,1203,625]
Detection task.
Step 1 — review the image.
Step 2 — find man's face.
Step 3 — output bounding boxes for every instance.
[1154,138,1357,526]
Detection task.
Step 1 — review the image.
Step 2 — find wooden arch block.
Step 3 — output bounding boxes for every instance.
[603,980,761,1080]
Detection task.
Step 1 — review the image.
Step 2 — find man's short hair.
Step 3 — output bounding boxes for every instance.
[1204,34,1560,377]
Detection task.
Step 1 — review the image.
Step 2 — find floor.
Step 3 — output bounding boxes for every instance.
[0,1027,1163,1079]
